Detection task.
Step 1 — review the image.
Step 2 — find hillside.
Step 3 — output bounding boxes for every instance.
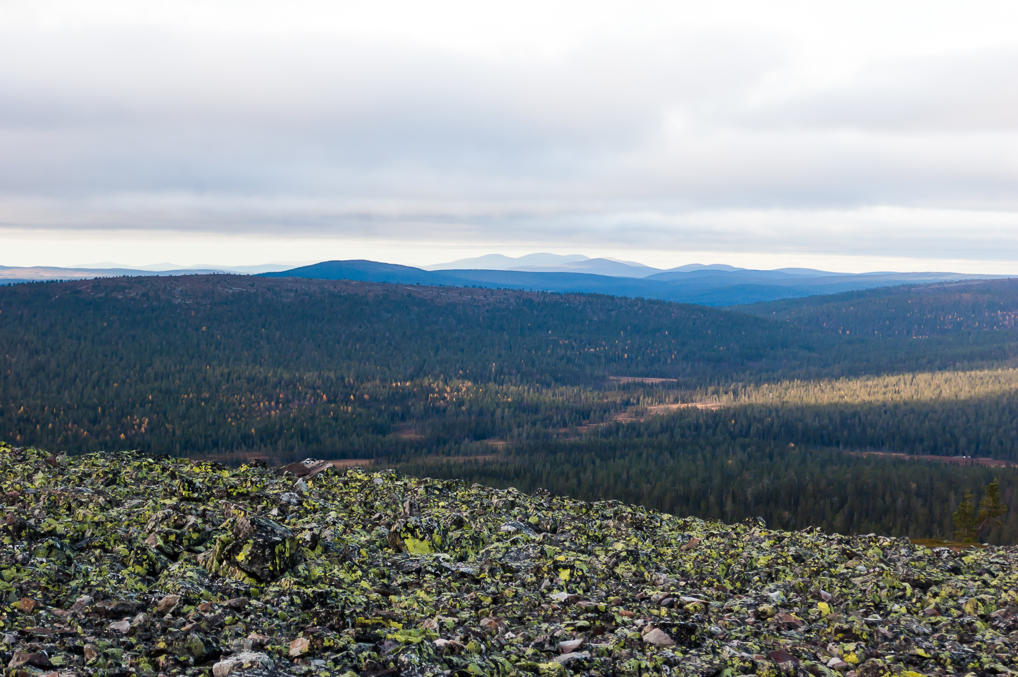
[743,278,1018,337]
[3,443,1017,675]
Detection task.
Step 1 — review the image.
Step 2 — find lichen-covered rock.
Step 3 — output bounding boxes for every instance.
[144,506,211,558]
[204,515,301,582]
[386,516,446,554]
[212,651,274,676]
[1,442,1017,675]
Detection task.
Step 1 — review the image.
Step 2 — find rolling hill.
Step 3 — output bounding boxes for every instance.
[263,259,999,306]
[743,278,1018,337]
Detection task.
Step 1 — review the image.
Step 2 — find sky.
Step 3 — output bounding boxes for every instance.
[2,0,1018,273]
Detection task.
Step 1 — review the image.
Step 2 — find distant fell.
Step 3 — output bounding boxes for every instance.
[0,264,226,281]
[265,258,999,306]
[259,259,463,286]
[427,252,588,270]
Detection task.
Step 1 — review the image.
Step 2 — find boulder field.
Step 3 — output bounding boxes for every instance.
[1,443,1016,675]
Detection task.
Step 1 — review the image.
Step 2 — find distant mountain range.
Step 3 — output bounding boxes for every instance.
[427,253,663,277]
[4,254,1008,305]
[0,263,286,283]
[261,258,1005,306]
[0,265,224,282]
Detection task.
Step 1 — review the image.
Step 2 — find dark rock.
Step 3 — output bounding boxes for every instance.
[280,458,333,479]
[156,593,181,614]
[768,649,798,665]
[145,508,210,558]
[8,652,52,669]
[205,515,301,582]
[94,599,141,618]
[386,517,444,554]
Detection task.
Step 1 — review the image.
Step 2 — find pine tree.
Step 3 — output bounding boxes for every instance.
[954,480,1008,542]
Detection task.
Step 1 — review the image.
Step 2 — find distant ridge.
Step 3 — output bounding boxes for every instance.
[261,258,1000,306]
[0,265,225,282]
[428,253,659,278]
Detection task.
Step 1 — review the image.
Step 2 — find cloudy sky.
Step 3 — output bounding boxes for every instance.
[2,0,1018,272]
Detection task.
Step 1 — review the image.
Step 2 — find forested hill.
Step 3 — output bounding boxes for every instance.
[743,277,1018,337]
[0,274,810,457]
[0,274,807,386]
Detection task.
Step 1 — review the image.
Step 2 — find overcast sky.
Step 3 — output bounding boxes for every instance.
[2,0,1018,272]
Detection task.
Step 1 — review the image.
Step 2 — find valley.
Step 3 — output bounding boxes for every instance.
[1,275,1017,543]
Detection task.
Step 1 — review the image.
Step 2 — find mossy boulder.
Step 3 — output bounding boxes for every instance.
[387,516,446,555]
[204,515,301,582]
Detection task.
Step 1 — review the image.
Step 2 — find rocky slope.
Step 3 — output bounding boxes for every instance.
[1,443,1016,675]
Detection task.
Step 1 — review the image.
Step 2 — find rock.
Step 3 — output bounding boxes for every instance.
[558,638,584,653]
[479,616,502,632]
[245,632,270,650]
[206,515,301,582]
[289,636,311,657]
[775,612,804,629]
[109,619,131,634]
[212,651,274,676]
[280,458,332,479]
[225,597,249,609]
[554,650,591,666]
[144,508,209,558]
[156,593,180,614]
[94,599,140,618]
[642,627,675,647]
[70,594,93,613]
[500,520,537,537]
[434,638,466,654]
[386,516,444,554]
[183,632,215,661]
[768,648,798,665]
[31,537,73,565]
[548,591,580,604]
[8,652,52,669]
